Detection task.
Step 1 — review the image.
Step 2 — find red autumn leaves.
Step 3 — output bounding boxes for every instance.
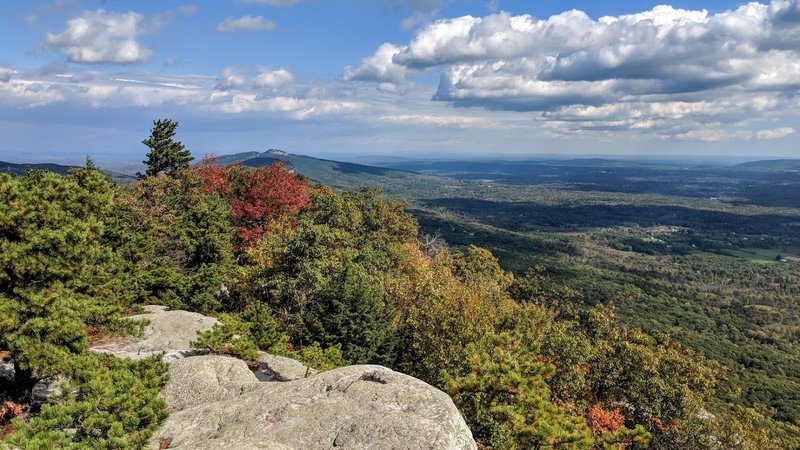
[195,156,309,247]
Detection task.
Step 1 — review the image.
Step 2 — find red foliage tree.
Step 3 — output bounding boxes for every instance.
[229,162,309,245]
[587,404,625,434]
[195,155,229,195]
[193,156,309,247]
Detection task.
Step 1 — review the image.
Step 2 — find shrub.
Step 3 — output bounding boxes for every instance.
[5,354,169,449]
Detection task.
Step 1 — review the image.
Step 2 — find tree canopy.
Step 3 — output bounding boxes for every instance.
[2,132,799,449]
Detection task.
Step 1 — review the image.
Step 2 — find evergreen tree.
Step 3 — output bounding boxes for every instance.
[109,169,235,312]
[0,168,126,377]
[302,263,396,365]
[5,354,169,449]
[446,332,597,449]
[139,119,193,178]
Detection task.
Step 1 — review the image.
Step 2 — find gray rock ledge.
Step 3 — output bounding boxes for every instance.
[90,305,218,361]
[151,355,476,450]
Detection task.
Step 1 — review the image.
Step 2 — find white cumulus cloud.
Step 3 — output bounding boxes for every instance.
[41,10,154,64]
[756,127,796,139]
[255,68,293,87]
[343,43,414,85]
[216,67,294,90]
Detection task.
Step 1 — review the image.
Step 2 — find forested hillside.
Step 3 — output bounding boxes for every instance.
[391,164,800,430]
[2,121,799,449]
[199,150,800,429]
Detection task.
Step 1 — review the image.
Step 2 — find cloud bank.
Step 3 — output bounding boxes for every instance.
[0,65,363,122]
[349,1,800,140]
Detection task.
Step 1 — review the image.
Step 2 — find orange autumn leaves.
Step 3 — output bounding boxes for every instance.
[586,404,625,435]
[195,156,309,247]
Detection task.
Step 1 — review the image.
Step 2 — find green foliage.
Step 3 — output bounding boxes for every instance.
[0,168,127,376]
[686,403,800,449]
[388,245,516,386]
[283,342,348,372]
[108,171,235,313]
[193,314,265,362]
[5,354,169,449]
[192,303,289,362]
[139,119,192,178]
[594,424,651,450]
[301,263,396,365]
[446,332,597,449]
[583,306,718,430]
[451,245,513,292]
[240,186,417,365]
[240,302,288,352]
[511,266,582,318]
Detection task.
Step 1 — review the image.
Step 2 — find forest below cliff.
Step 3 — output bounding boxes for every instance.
[2,121,799,449]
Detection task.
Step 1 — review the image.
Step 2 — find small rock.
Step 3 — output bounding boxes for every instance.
[254,352,316,382]
[31,375,69,407]
[0,359,14,382]
[162,349,207,364]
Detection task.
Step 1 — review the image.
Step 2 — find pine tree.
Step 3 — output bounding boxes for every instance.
[445,333,595,449]
[139,119,193,178]
[0,168,125,377]
[302,263,396,365]
[110,169,235,312]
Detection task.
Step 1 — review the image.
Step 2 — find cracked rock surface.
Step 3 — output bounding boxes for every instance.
[151,356,476,450]
[254,352,316,381]
[90,305,218,361]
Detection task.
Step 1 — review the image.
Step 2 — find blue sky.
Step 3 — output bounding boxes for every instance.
[1,0,799,165]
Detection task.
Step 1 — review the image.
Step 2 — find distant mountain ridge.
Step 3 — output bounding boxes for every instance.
[1,151,439,194]
[0,160,77,176]
[0,160,137,184]
[211,150,447,195]
[737,159,800,170]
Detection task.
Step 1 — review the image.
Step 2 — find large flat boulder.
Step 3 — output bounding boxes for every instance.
[161,356,263,412]
[151,356,476,450]
[90,305,218,361]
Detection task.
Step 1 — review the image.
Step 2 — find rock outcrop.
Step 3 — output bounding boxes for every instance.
[90,305,218,361]
[85,306,475,449]
[151,355,476,450]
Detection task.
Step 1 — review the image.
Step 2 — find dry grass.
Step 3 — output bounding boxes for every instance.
[0,422,14,441]
[86,325,133,348]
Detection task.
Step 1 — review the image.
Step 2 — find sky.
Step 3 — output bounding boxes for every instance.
[1,0,799,165]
